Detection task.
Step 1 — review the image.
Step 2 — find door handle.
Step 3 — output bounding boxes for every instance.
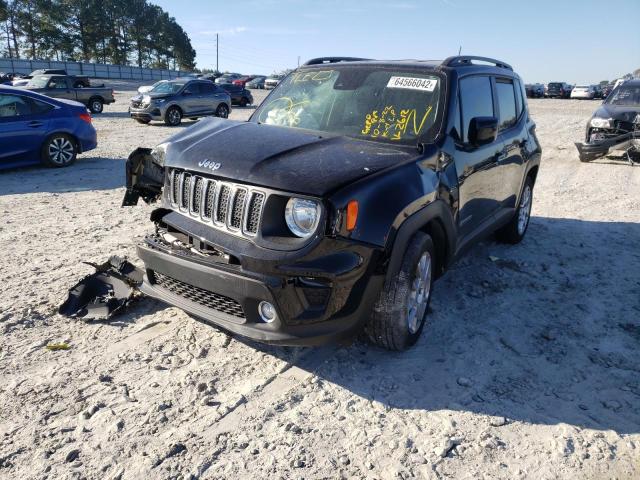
[28,121,43,128]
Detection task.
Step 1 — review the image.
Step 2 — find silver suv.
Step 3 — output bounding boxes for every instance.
[129,78,232,126]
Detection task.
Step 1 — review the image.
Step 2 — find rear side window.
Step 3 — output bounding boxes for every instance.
[30,98,54,114]
[459,76,494,143]
[495,80,517,131]
[0,94,33,117]
[200,83,217,94]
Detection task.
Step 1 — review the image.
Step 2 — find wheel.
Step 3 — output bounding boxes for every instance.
[42,134,77,168]
[496,176,534,244]
[240,97,249,107]
[88,98,103,114]
[365,232,435,351]
[135,118,150,124]
[164,106,182,126]
[215,103,229,118]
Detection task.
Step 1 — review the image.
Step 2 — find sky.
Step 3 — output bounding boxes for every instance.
[151,0,640,84]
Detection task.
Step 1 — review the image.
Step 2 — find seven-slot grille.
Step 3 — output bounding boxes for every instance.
[152,272,245,319]
[169,169,265,236]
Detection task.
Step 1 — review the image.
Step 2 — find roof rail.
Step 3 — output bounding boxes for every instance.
[303,57,370,66]
[441,55,513,71]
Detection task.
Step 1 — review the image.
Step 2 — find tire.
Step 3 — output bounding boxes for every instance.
[135,118,150,125]
[42,134,77,168]
[496,176,534,244]
[240,97,249,107]
[215,103,229,118]
[164,106,182,126]
[365,232,435,351]
[88,98,103,114]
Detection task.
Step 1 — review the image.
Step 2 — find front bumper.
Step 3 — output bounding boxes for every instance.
[130,105,163,121]
[575,131,639,162]
[136,221,384,346]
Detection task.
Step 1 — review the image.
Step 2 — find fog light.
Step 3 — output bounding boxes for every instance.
[258,301,277,323]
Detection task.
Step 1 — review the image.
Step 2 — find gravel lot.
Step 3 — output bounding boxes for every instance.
[1,82,639,480]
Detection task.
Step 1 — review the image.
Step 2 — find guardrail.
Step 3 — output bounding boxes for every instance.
[0,58,190,81]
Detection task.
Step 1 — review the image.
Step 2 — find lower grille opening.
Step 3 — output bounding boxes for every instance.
[152,271,245,319]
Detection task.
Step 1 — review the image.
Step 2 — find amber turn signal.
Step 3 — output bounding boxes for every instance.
[346,200,358,231]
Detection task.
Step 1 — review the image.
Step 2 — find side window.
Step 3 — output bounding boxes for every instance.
[49,78,68,89]
[0,94,33,118]
[495,79,517,131]
[201,83,216,94]
[459,76,494,143]
[30,99,54,114]
[184,83,197,94]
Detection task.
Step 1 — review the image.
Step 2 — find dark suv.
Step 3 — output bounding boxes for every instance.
[123,56,541,350]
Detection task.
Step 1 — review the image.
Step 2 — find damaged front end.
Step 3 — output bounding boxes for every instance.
[121,147,165,206]
[575,130,640,163]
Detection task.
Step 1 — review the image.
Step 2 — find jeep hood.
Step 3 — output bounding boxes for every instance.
[161,117,420,196]
[592,103,640,122]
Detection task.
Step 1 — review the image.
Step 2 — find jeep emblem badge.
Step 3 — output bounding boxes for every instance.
[198,159,221,171]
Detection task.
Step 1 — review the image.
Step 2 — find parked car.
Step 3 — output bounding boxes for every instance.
[571,85,596,99]
[0,72,15,85]
[11,77,30,87]
[264,75,283,89]
[129,78,231,126]
[220,83,253,106]
[0,85,97,169]
[246,76,267,89]
[25,75,115,113]
[602,83,615,98]
[525,83,544,98]
[575,79,640,162]
[546,82,572,98]
[24,69,91,88]
[121,55,541,350]
[215,74,241,85]
[232,76,256,87]
[138,80,167,94]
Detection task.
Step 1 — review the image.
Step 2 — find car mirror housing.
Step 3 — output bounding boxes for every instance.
[468,116,498,146]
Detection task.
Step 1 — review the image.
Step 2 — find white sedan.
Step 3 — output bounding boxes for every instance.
[571,85,596,99]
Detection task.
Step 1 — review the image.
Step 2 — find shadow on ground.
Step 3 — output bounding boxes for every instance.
[0,156,125,194]
[247,216,640,434]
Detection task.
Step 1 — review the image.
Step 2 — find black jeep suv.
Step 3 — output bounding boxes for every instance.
[123,55,541,350]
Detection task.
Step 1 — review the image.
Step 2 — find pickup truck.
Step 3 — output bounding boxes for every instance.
[25,75,115,113]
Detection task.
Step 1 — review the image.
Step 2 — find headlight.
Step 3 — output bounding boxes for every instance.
[590,117,612,128]
[142,95,151,104]
[285,198,321,238]
[151,142,169,166]
[154,98,166,104]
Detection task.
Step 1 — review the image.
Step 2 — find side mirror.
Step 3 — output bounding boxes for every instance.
[183,90,192,96]
[468,116,498,146]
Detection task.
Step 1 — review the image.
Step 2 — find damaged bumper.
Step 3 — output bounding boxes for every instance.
[575,131,640,162]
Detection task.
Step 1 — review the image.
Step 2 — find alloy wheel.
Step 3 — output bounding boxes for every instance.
[517,184,532,235]
[406,251,432,334]
[48,137,75,166]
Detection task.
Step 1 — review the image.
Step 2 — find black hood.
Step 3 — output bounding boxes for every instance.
[592,103,640,122]
[161,117,421,196]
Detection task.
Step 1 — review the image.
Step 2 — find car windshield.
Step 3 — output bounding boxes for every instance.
[548,83,563,88]
[150,81,185,94]
[252,67,443,145]
[27,75,50,88]
[606,85,640,106]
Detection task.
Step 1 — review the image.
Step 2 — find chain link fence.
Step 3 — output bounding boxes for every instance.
[0,57,190,80]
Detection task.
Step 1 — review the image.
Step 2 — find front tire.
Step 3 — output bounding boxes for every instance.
[215,103,229,118]
[496,176,534,244]
[365,232,435,351]
[164,106,182,126]
[42,134,77,168]
[135,118,151,125]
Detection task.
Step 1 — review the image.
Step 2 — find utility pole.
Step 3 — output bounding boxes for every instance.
[216,33,219,72]
[297,56,300,67]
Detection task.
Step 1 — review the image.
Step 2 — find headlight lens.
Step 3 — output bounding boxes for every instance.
[285,198,321,238]
[151,142,169,166]
[154,98,166,104]
[590,117,612,128]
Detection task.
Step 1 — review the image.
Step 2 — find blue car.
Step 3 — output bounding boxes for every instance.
[0,86,97,170]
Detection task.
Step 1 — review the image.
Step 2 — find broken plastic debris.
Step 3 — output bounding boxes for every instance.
[46,343,70,351]
[59,256,144,320]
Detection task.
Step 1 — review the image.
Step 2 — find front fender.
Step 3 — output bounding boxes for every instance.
[121,148,165,206]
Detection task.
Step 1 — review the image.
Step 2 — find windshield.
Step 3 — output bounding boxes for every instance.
[606,85,640,106]
[252,67,443,144]
[27,76,50,88]
[150,81,185,94]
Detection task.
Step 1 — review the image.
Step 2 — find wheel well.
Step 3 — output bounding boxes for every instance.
[88,95,103,102]
[167,104,183,114]
[420,219,448,278]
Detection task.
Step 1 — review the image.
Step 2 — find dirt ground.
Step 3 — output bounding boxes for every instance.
[1,83,639,480]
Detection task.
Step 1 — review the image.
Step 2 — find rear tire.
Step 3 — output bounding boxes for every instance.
[215,103,229,118]
[240,97,249,107]
[42,134,77,168]
[496,176,534,244]
[164,106,182,126]
[365,232,435,351]
[88,98,103,114]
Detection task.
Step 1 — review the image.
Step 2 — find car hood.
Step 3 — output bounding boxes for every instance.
[592,103,640,122]
[162,118,420,196]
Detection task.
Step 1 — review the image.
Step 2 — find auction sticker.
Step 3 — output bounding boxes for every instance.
[387,76,438,92]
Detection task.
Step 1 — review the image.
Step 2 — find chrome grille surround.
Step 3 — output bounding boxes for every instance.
[168,169,266,239]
